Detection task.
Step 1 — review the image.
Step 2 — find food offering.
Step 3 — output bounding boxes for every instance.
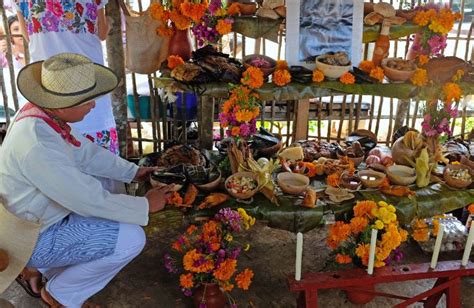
[336,141,365,167]
[243,54,277,78]
[276,172,310,195]
[315,52,351,79]
[443,164,473,189]
[381,58,417,82]
[225,172,259,200]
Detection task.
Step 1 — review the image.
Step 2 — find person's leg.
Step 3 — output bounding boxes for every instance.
[44,223,146,308]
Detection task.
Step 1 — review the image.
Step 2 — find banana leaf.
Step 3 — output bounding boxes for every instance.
[233,16,281,42]
[189,193,324,233]
[363,23,422,43]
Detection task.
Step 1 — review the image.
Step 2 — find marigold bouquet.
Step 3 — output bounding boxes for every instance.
[327,200,408,268]
[164,208,255,305]
[411,4,461,57]
[218,85,261,139]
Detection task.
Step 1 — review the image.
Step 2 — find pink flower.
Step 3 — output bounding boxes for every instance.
[109,128,117,141]
[46,0,64,18]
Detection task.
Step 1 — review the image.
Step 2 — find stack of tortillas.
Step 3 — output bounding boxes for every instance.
[365,3,406,25]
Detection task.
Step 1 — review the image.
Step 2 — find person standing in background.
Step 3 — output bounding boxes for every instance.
[16,0,119,155]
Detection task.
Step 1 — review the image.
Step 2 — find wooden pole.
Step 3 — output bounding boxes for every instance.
[105,0,128,157]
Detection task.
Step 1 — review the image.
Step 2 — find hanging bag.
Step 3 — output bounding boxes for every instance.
[119,0,170,74]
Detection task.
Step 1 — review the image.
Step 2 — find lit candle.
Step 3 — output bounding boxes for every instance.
[462,221,474,266]
[367,229,377,275]
[430,224,444,269]
[295,232,303,281]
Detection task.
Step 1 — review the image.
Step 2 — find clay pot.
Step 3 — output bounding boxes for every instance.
[169,28,192,61]
[239,2,257,15]
[345,284,376,304]
[193,283,228,308]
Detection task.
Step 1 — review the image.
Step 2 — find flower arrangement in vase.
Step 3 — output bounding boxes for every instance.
[164,208,256,307]
[327,200,408,268]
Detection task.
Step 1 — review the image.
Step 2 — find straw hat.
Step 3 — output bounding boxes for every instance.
[17,53,118,109]
[0,200,41,294]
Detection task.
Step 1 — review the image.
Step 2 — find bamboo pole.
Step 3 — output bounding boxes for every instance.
[106,0,128,157]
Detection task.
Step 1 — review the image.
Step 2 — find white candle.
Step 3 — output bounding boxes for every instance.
[295,232,303,281]
[430,224,444,269]
[462,221,474,266]
[367,229,377,275]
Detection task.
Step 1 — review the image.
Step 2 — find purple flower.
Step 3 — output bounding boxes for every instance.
[199,303,207,308]
[230,247,241,259]
[163,254,178,274]
[42,11,59,32]
[86,3,98,20]
[216,208,242,232]
[208,0,222,15]
[239,123,251,138]
[183,289,193,297]
[427,35,447,56]
[230,304,238,308]
[218,249,226,258]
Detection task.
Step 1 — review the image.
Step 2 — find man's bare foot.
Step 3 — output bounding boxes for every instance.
[16,267,43,298]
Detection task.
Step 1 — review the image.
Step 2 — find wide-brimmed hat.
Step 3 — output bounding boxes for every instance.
[0,200,41,293]
[17,53,118,109]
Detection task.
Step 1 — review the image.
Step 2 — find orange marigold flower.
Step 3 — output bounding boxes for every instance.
[216,19,233,35]
[186,224,198,235]
[180,2,207,23]
[170,10,191,30]
[235,110,255,122]
[410,68,428,86]
[413,9,436,27]
[221,283,234,292]
[339,72,355,84]
[353,200,377,218]
[452,69,465,82]
[355,243,370,266]
[235,268,254,290]
[156,25,174,37]
[167,55,185,69]
[443,82,462,103]
[150,3,167,21]
[312,69,325,83]
[167,191,183,205]
[350,216,369,234]
[273,69,291,86]
[227,2,240,15]
[171,241,182,252]
[468,203,474,215]
[275,60,288,70]
[180,273,194,288]
[412,219,429,242]
[418,55,429,66]
[358,60,375,73]
[327,173,340,187]
[241,66,264,89]
[369,67,384,83]
[214,259,237,281]
[231,126,240,136]
[327,221,351,249]
[335,253,352,264]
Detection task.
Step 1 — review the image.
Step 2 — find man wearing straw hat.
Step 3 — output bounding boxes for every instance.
[0,53,173,307]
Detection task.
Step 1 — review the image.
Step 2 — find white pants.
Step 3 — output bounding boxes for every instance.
[38,223,146,307]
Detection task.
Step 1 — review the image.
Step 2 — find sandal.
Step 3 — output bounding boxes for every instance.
[15,268,43,298]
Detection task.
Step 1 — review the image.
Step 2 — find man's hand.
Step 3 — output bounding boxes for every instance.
[145,185,175,213]
[0,40,7,54]
[133,167,157,182]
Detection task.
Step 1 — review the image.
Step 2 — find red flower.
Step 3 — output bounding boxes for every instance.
[86,21,95,34]
[32,17,41,33]
[96,131,103,139]
[76,3,84,16]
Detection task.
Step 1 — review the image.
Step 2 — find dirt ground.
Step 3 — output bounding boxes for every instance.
[2,221,474,308]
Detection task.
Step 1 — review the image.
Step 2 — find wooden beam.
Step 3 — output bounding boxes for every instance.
[106,0,128,157]
[294,99,310,141]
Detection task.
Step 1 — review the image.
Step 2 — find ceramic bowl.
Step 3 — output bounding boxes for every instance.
[238,2,258,16]
[358,169,386,188]
[386,165,416,186]
[277,172,310,195]
[340,172,361,191]
[315,55,351,79]
[225,172,259,199]
[150,171,186,191]
[243,54,276,78]
[336,153,364,167]
[381,58,417,82]
[444,164,472,189]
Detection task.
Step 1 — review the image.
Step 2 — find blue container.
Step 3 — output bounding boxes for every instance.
[171,92,198,120]
[127,94,151,120]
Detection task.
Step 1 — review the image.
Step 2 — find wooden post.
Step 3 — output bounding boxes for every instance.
[106,0,128,157]
[394,99,409,132]
[199,96,214,150]
[294,99,310,141]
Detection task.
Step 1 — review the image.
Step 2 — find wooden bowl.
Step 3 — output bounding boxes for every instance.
[340,172,361,190]
[150,172,186,191]
[358,169,386,188]
[386,165,416,186]
[277,172,310,195]
[225,171,259,199]
[195,173,222,192]
[243,54,276,78]
[258,140,283,157]
[337,153,364,167]
[315,55,351,79]
[444,164,472,189]
[381,58,417,82]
